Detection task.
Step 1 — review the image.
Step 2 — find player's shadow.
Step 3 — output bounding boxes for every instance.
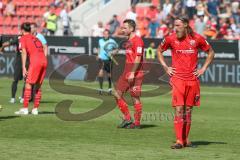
[191,141,227,146]
[40,101,58,104]
[0,115,20,121]
[140,124,157,129]
[38,111,57,115]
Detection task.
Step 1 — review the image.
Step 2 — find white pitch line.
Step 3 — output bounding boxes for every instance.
[201,92,240,96]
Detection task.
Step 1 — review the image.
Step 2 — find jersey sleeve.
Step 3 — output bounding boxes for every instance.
[135,38,144,56]
[19,37,26,51]
[197,35,211,51]
[37,34,47,45]
[159,36,171,51]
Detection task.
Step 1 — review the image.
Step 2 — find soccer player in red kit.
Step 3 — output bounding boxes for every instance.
[158,16,215,149]
[15,22,47,115]
[113,19,144,129]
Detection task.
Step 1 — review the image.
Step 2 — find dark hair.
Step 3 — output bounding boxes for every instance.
[21,22,31,32]
[104,29,110,34]
[31,22,37,27]
[123,19,136,32]
[175,16,194,37]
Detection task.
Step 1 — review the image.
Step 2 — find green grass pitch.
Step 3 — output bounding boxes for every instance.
[0,77,240,160]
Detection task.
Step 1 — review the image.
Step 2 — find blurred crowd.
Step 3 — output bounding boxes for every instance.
[91,0,240,40]
[0,0,86,36]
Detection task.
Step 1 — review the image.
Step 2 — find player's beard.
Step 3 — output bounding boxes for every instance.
[176,30,186,39]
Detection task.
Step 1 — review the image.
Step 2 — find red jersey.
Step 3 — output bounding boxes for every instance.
[19,34,47,66]
[159,32,210,80]
[124,35,144,77]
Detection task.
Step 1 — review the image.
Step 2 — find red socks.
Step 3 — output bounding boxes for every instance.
[34,89,42,108]
[174,110,192,145]
[116,99,131,121]
[174,115,184,145]
[134,103,142,126]
[183,111,192,143]
[116,99,142,125]
[23,88,31,108]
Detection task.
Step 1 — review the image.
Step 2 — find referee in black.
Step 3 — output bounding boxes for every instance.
[0,36,25,103]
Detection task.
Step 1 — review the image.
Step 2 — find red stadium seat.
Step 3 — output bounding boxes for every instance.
[3,17,12,26]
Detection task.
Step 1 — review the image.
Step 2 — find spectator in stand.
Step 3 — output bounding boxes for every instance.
[52,0,63,7]
[148,18,159,38]
[42,6,50,35]
[229,17,238,34]
[92,21,105,37]
[146,5,158,20]
[196,0,210,20]
[131,0,139,7]
[207,0,220,19]
[185,0,196,20]
[105,0,240,40]
[126,6,137,22]
[146,5,159,38]
[218,1,232,19]
[203,21,217,39]
[169,0,184,23]
[162,0,172,20]
[46,6,58,36]
[4,0,15,17]
[66,0,73,11]
[43,6,50,21]
[60,5,71,36]
[156,5,165,25]
[231,0,240,24]
[135,17,149,38]
[0,0,3,16]
[108,14,120,36]
[194,13,207,36]
[217,18,229,39]
[224,29,237,40]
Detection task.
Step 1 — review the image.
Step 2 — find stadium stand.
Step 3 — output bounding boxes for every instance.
[1,0,240,40]
[0,0,84,35]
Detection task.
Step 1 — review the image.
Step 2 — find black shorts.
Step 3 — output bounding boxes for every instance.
[13,55,23,81]
[98,59,112,73]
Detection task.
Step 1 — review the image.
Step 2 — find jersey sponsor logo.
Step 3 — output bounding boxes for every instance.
[176,49,195,54]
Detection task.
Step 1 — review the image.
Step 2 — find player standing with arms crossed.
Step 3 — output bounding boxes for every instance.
[15,22,47,115]
[158,16,215,149]
[113,19,145,129]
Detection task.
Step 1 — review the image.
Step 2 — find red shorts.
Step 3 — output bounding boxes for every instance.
[170,77,200,107]
[116,73,143,97]
[26,62,47,84]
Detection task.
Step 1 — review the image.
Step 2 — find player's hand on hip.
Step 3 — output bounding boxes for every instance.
[22,67,28,78]
[164,66,176,76]
[193,68,206,77]
[127,72,135,84]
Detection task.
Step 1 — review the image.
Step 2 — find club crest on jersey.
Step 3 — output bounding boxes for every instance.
[190,40,196,46]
